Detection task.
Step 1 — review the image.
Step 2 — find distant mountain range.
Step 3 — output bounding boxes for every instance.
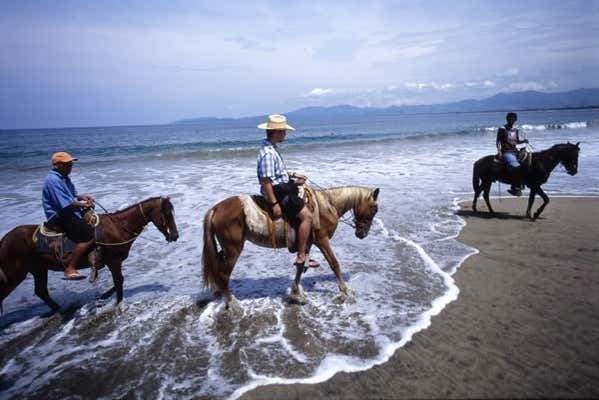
[174,88,599,124]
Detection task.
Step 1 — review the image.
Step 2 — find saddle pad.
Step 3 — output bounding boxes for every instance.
[33,221,103,256]
[240,195,294,249]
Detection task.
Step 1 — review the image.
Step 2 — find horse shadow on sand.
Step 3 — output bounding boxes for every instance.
[0,283,169,331]
[457,209,532,221]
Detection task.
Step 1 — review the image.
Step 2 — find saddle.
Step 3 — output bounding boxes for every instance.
[241,185,320,252]
[32,211,103,262]
[493,148,532,167]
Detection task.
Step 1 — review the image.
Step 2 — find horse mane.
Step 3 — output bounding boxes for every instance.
[110,196,162,215]
[317,186,374,211]
[536,143,573,156]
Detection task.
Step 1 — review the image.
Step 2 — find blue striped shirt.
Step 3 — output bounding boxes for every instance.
[257,139,289,190]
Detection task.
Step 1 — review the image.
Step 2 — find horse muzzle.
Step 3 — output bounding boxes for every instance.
[165,229,179,242]
[567,167,578,176]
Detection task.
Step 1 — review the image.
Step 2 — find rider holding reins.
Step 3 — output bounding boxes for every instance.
[496,112,529,196]
[42,152,95,280]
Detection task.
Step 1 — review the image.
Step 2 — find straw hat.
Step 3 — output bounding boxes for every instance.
[51,151,78,164]
[257,114,295,131]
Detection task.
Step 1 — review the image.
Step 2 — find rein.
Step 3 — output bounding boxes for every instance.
[93,200,158,246]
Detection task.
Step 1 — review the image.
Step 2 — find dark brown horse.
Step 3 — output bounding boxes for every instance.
[0,196,178,313]
[472,142,580,219]
[202,186,379,309]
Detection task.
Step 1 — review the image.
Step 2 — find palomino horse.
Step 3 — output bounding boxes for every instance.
[0,196,178,314]
[472,142,580,219]
[202,186,380,308]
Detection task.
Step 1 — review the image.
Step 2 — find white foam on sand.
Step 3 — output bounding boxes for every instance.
[230,216,467,399]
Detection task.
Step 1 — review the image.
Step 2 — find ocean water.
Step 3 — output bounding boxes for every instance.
[1,109,598,399]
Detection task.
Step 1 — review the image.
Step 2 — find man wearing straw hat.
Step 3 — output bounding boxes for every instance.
[42,152,95,280]
[256,114,319,269]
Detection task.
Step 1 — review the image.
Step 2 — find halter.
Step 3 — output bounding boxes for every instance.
[138,203,148,224]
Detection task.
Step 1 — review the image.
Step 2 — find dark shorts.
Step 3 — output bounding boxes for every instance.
[54,207,94,243]
[273,182,305,218]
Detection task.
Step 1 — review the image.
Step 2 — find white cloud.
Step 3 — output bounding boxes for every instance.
[508,81,545,91]
[404,81,456,90]
[465,80,496,88]
[306,88,334,97]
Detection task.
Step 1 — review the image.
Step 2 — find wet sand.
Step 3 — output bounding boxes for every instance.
[242,197,599,399]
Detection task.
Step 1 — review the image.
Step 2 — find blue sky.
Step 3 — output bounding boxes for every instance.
[1,0,598,129]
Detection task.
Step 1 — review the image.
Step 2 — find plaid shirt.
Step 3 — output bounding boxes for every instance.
[257,139,289,190]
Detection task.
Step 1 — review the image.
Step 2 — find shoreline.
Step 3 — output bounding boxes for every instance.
[241,197,599,399]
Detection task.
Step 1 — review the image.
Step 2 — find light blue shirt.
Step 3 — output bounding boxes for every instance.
[42,170,80,222]
[257,139,289,192]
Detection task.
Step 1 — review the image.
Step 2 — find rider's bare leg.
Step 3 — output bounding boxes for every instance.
[294,206,313,265]
[65,240,93,277]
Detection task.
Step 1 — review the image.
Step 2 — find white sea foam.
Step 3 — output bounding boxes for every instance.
[483,120,589,132]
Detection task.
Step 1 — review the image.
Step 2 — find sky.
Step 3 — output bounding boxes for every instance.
[1,0,598,129]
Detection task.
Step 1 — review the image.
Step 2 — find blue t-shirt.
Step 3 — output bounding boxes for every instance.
[42,170,81,222]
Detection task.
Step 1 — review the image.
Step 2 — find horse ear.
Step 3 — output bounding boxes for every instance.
[372,188,380,201]
[575,142,580,148]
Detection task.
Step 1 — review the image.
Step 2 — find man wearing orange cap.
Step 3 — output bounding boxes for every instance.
[42,152,95,280]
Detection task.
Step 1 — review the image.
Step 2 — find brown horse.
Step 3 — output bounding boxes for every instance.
[202,186,380,309]
[0,196,179,314]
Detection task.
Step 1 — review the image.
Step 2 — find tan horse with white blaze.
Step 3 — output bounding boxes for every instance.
[202,186,380,308]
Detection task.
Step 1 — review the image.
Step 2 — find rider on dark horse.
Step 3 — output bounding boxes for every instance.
[496,112,529,196]
[42,152,95,280]
[256,114,319,269]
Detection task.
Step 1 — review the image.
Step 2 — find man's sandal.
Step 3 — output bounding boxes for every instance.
[63,272,86,281]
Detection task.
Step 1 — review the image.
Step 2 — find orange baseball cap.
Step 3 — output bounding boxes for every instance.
[51,152,78,164]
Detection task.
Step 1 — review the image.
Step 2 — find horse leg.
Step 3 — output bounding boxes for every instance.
[526,187,537,219]
[32,268,60,312]
[482,181,495,215]
[288,263,308,304]
[472,186,482,212]
[316,236,349,297]
[0,255,29,315]
[533,186,550,220]
[105,261,124,303]
[216,242,243,312]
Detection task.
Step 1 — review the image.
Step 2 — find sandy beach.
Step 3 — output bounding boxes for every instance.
[242,197,599,399]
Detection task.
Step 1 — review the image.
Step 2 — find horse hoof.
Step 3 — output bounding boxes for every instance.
[333,290,355,304]
[225,296,243,315]
[287,284,309,305]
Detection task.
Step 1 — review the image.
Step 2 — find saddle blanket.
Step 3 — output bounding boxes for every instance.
[32,219,103,259]
[239,187,320,251]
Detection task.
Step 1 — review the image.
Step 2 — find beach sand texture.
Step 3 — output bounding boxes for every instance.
[242,197,599,399]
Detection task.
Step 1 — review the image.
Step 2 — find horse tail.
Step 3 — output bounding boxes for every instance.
[472,161,481,192]
[202,207,219,289]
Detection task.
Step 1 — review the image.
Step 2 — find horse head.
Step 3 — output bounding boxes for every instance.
[149,196,179,242]
[558,142,580,176]
[353,188,380,239]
